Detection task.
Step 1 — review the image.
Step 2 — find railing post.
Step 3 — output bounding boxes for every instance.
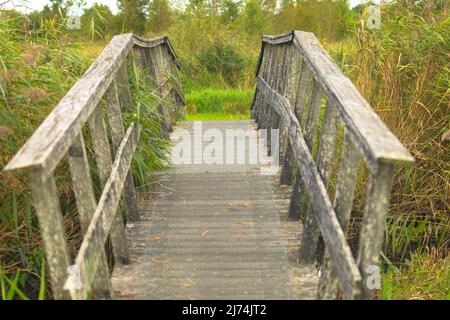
[279,45,301,185]
[88,105,130,265]
[288,59,312,220]
[317,134,360,299]
[117,63,133,111]
[148,45,172,134]
[357,163,395,299]
[299,101,337,262]
[105,79,139,222]
[27,170,71,299]
[68,133,112,298]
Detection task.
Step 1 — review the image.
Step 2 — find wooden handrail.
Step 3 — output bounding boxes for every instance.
[251,30,414,299]
[4,34,181,175]
[3,34,184,299]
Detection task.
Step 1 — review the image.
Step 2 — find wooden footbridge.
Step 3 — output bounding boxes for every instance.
[4,31,414,300]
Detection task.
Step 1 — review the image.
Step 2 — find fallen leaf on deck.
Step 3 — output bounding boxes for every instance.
[233,220,249,225]
[202,230,209,236]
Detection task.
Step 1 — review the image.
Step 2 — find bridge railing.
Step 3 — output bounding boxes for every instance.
[251,31,414,299]
[4,34,184,299]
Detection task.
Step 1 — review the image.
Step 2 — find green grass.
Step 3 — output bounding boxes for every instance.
[185,88,253,116]
[381,251,450,300]
[185,112,250,120]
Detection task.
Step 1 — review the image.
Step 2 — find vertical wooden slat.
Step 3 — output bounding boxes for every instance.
[105,80,139,222]
[267,44,286,155]
[299,102,338,262]
[132,47,146,69]
[28,170,70,300]
[304,80,323,148]
[279,45,300,185]
[261,45,276,130]
[252,44,269,122]
[318,134,360,299]
[88,105,130,265]
[294,59,312,124]
[148,46,172,133]
[117,63,132,111]
[357,163,395,299]
[288,59,313,220]
[68,134,112,298]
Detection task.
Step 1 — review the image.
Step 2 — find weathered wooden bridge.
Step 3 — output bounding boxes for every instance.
[4,31,414,300]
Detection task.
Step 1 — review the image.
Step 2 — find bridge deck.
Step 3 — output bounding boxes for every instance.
[111,120,318,299]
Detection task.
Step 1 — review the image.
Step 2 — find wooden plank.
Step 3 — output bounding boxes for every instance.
[318,133,360,299]
[117,62,133,111]
[262,31,294,45]
[112,120,318,300]
[303,80,323,148]
[88,105,130,265]
[4,34,135,174]
[28,170,71,299]
[287,57,312,220]
[149,46,172,133]
[256,76,361,298]
[67,133,112,298]
[279,45,300,185]
[293,31,414,169]
[133,35,181,69]
[294,58,312,125]
[66,124,140,300]
[357,163,395,299]
[299,102,338,262]
[105,80,139,222]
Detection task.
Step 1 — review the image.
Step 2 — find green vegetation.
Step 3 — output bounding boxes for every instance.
[0,0,448,299]
[186,88,253,116]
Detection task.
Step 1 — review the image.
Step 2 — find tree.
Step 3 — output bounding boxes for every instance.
[221,0,241,23]
[147,0,173,33]
[241,0,265,35]
[117,0,147,34]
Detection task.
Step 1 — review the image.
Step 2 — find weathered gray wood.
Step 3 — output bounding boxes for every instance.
[132,35,181,69]
[357,163,395,299]
[112,120,318,300]
[132,47,147,70]
[299,102,338,262]
[149,46,172,133]
[294,59,312,125]
[67,133,112,298]
[117,63,132,111]
[287,58,312,220]
[257,76,361,298]
[66,124,140,300]
[261,31,294,45]
[292,31,414,169]
[279,44,300,185]
[4,34,135,175]
[318,134,360,299]
[88,105,130,265]
[304,80,323,148]
[28,170,71,300]
[105,80,139,222]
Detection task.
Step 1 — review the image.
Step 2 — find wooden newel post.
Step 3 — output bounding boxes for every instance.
[28,170,71,300]
[357,163,395,299]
